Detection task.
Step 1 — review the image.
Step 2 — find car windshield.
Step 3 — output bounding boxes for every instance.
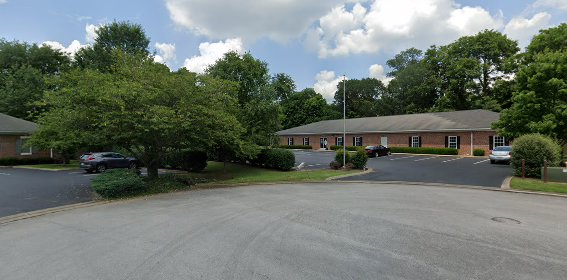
[365,146,375,149]
[493,146,512,151]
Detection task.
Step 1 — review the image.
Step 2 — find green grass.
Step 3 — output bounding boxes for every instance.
[17,160,80,170]
[510,177,567,194]
[177,161,361,186]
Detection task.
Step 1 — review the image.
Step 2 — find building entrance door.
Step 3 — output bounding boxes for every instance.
[381,137,388,147]
[320,137,328,149]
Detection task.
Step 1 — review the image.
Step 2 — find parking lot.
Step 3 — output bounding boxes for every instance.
[293,150,512,188]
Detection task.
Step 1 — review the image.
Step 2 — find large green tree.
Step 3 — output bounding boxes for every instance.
[206,51,281,145]
[333,78,386,118]
[74,21,150,72]
[493,24,567,145]
[0,40,70,120]
[31,53,244,178]
[281,88,339,129]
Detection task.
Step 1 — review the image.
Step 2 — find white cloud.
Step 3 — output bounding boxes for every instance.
[504,12,552,48]
[85,24,101,43]
[182,38,244,74]
[533,0,567,11]
[314,71,345,102]
[312,0,506,58]
[165,0,345,42]
[154,42,176,65]
[42,40,86,58]
[0,0,8,4]
[368,64,393,85]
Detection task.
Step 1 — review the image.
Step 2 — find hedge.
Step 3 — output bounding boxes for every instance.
[279,145,312,150]
[330,145,361,151]
[473,149,485,156]
[0,157,57,166]
[91,169,145,198]
[334,150,351,167]
[350,150,368,169]
[264,149,295,171]
[389,147,458,155]
[510,134,562,178]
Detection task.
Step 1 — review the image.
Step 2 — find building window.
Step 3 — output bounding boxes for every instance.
[411,136,421,148]
[303,137,309,146]
[287,137,294,146]
[336,137,344,147]
[18,136,32,155]
[494,136,505,148]
[353,137,363,146]
[448,136,458,149]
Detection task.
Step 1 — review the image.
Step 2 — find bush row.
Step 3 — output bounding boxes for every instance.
[249,148,295,171]
[473,149,485,156]
[279,145,312,150]
[92,169,194,198]
[330,145,361,151]
[0,157,57,166]
[389,147,458,155]
[330,150,368,169]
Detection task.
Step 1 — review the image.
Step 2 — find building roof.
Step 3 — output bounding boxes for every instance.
[277,109,500,135]
[0,113,38,135]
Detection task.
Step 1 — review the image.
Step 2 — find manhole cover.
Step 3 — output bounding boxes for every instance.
[491,217,521,224]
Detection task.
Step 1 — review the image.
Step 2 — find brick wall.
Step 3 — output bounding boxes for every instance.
[0,135,51,159]
[280,130,501,155]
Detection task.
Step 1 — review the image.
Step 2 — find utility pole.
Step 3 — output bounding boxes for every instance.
[343,75,346,168]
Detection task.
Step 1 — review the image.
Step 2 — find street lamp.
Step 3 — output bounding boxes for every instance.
[343,75,346,168]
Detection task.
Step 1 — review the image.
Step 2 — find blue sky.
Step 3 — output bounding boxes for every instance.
[1,0,565,101]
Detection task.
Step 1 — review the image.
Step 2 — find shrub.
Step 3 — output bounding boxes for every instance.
[264,148,296,171]
[510,134,562,178]
[279,145,312,150]
[330,145,360,151]
[164,150,208,172]
[350,150,368,169]
[329,161,341,170]
[0,157,57,166]
[473,149,485,156]
[334,150,351,167]
[144,174,192,194]
[91,169,145,198]
[389,147,458,155]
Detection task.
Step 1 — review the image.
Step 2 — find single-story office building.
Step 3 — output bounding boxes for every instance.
[277,109,509,156]
[0,113,50,159]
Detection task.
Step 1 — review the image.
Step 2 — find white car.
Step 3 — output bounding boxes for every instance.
[489,146,512,164]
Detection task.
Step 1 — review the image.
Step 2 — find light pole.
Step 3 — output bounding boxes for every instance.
[343,75,346,168]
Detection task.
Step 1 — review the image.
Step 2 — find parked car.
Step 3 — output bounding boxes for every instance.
[489,146,512,164]
[365,145,391,157]
[80,152,139,173]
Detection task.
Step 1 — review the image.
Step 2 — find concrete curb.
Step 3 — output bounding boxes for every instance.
[501,176,512,190]
[325,168,373,180]
[12,166,81,172]
[0,201,108,226]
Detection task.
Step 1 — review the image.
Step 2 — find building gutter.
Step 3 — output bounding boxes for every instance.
[277,128,495,136]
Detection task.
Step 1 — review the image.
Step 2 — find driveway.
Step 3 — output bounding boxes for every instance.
[293,151,512,187]
[1,183,566,279]
[0,167,94,217]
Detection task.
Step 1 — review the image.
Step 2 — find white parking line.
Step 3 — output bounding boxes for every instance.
[390,156,415,161]
[307,164,324,167]
[82,174,99,177]
[0,172,10,176]
[69,171,84,174]
[414,156,437,162]
[442,157,463,163]
[473,159,491,165]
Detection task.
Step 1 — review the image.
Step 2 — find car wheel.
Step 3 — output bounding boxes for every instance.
[85,169,94,174]
[490,160,495,164]
[96,164,107,173]
[128,162,137,169]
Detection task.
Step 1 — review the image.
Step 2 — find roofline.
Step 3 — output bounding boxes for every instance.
[0,131,33,135]
[277,128,495,135]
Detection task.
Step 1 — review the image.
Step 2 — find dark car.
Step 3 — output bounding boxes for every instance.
[365,145,391,157]
[80,152,139,173]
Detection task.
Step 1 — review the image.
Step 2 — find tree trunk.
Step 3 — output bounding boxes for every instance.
[147,161,160,179]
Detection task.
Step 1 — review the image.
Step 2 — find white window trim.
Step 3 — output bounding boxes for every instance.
[411,136,420,148]
[448,136,458,149]
[20,136,32,155]
[303,137,309,146]
[493,136,505,148]
[336,137,344,147]
[287,137,293,146]
[354,137,362,146]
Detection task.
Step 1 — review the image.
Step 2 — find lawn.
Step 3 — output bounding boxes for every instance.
[178,161,362,186]
[17,160,80,171]
[510,177,567,194]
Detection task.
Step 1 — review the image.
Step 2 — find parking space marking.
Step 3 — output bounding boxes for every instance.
[82,174,99,177]
[0,172,10,176]
[414,156,437,162]
[69,171,84,174]
[390,156,415,161]
[473,159,490,165]
[442,157,463,163]
[307,164,324,167]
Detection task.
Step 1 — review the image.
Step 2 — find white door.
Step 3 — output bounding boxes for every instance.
[381,137,388,147]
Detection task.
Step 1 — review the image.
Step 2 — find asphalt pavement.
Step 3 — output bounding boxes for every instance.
[1,182,566,280]
[0,167,94,217]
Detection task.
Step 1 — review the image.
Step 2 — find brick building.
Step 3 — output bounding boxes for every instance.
[0,113,50,159]
[277,109,509,156]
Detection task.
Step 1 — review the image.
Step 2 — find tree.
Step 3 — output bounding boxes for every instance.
[74,21,150,72]
[272,73,296,102]
[493,24,567,145]
[281,88,340,129]
[206,51,281,145]
[0,40,70,120]
[386,47,423,77]
[333,78,386,118]
[31,53,244,178]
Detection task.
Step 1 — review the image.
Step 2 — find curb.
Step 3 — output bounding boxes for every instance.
[501,176,512,190]
[325,168,373,180]
[0,201,108,226]
[12,166,81,172]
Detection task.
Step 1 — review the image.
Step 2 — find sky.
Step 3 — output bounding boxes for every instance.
[0,0,565,102]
